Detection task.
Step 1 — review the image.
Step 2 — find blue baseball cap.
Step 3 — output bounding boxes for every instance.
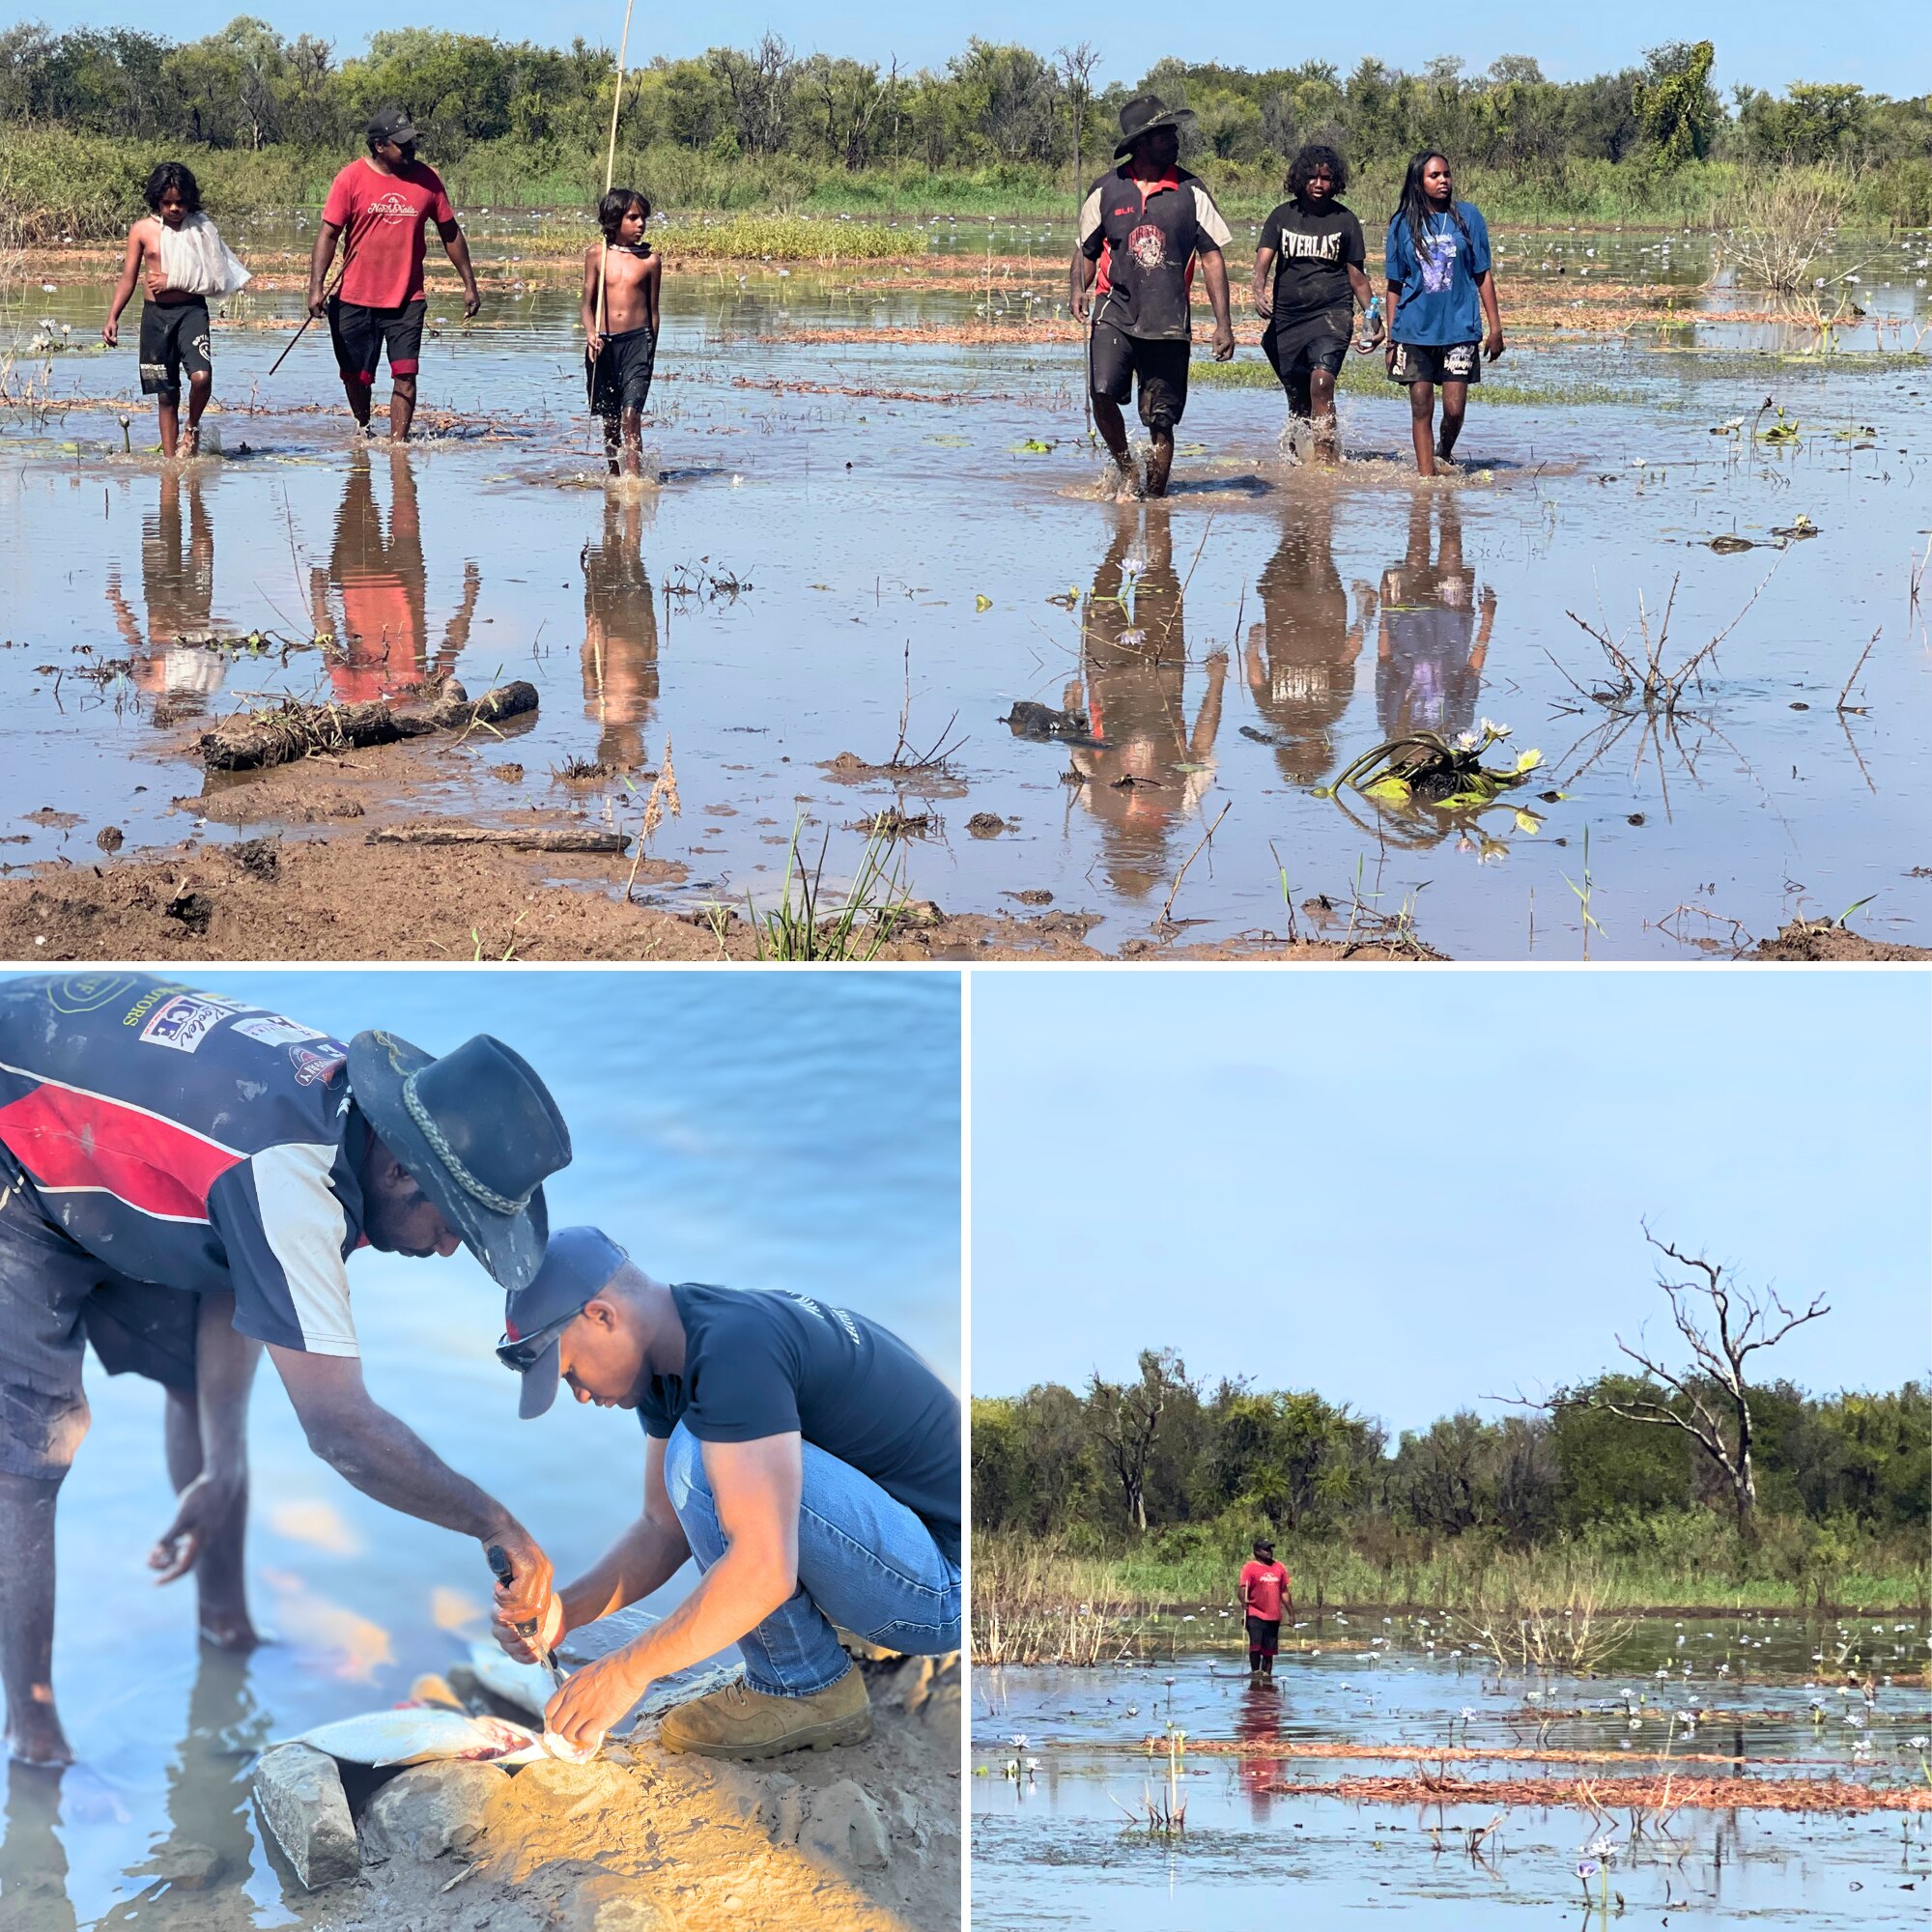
[497,1225,628,1418]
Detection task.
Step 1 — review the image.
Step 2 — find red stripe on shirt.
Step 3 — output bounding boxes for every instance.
[0,1086,242,1222]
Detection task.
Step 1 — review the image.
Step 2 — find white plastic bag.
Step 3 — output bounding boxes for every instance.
[157,213,252,298]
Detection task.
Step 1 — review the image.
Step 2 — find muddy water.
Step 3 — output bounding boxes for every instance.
[3,234,1929,957]
[0,970,958,1929]
[973,1618,1932,1928]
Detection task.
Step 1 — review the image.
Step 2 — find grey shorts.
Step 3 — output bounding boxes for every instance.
[0,1181,199,1481]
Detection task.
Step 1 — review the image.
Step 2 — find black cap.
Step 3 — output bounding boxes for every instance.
[367,106,420,146]
[1113,94,1195,158]
[498,1226,629,1418]
[346,1028,570,1293]
[1253,1538,1275,1554]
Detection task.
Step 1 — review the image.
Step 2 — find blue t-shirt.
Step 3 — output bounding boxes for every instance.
[1384,203,1492,346]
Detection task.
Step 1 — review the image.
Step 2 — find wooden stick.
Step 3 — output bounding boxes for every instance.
[595,0,640,341]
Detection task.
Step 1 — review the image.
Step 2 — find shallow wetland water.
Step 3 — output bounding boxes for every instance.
[973,1613,1932,1927]
[3,222,1929,955]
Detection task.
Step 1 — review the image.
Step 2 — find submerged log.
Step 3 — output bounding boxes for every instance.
[200,682,539,773]
[366,822,629,853]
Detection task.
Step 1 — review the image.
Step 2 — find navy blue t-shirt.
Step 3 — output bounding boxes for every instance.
[637,1282,960,1563]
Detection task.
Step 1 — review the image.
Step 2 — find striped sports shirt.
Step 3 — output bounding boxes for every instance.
[0,973,367,1355]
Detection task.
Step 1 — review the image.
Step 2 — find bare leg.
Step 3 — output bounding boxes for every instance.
[0,1473,71,1766]
[1144,428,1175,498]
[1309,367,1340,466]
[1407,379,1438,477]
[622,406,643,479]
[1090,395,1138,493]
[1435,381,1469,465]
[340,373,373,432]
[156,395,180,461]
[601,413,622,477]
[182,371,212,458]
[389,374,417,441]
[162,1388,258,1650]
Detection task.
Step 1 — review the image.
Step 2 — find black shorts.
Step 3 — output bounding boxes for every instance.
[0,1185,199,1482]
[1246,1614,1282,1655]
[1388,340,1482,386]
[1264,308,1352,384]
[1088,321,1190,431]
[138,298,212,401]
[587,326,658,418]
[328,296,428,384]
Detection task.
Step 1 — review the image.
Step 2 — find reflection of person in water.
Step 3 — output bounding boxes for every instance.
[1233,1678,1284,1819]
[310,449,479,702]
[1,1760,76,1932]
[1246,502,1373,786]
[103,471,231,719]
[581,495,660,770]
[1375,496,1494,744]
[1067,504,1226,899]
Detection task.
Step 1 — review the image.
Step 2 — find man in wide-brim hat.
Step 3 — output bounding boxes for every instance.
[0,972,571,1768]
[1070,94,1236,497]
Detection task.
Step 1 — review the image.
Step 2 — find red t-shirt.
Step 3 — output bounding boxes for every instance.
[1240,1559,1290,1621]
[321,158,456,310]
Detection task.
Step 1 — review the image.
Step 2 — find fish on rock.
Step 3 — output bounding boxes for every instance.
[291,1704,544,1767]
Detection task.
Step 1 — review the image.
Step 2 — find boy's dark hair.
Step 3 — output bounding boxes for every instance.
[144,160,201,214]
[1287,143,1348,198]
[598,188,652,241]
[1396,150,1469,257]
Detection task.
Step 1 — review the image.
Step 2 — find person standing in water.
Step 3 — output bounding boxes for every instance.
[1071,95,1236,498]
[101,162,249,460]
[308,108,482,442]
[1252,143,1378,464]
[1382,152,1504,476]
[1239,1537,1292,1678]
[582,189,663,480]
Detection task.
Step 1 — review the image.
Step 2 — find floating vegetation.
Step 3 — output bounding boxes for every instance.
[1320,721,1541,811]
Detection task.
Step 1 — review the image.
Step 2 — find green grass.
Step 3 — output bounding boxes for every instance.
[1189,353,1650,409]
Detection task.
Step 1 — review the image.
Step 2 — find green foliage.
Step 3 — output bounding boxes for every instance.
[1634,41,1721,169]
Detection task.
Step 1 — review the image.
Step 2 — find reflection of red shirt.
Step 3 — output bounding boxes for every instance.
[322,158,455,308]
[1240,1559,1289,1621]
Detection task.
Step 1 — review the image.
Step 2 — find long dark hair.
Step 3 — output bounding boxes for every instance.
[1396,151,1466,257]
[144,160,201,214]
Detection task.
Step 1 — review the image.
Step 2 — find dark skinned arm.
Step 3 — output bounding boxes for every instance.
[268,1346,554,1622]
[439,218,481,318]
[308,219,342,318]
[149,1293,260,1582]
[1068,246,1097,321]
[1476,267,1504,360]
[103,225,146,344]
[1199,247,1235,358]
[545,1433,803,1747]
[1251,244,1276,320]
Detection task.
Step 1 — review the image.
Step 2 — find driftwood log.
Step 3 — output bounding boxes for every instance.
[366,823,629,853]
[200,682,539,773]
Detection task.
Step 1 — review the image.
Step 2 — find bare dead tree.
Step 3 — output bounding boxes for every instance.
[1087,1348,1189,1535]
[1586,1225,1831,1541]
[1055,42,1102,191]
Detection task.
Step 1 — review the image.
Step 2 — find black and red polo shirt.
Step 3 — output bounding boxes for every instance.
[0,973,367,1355]
[1078,163,1234,341]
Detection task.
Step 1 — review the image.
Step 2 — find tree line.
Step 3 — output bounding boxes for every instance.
[973,1358,1928,1554]
[3,21,1928,182]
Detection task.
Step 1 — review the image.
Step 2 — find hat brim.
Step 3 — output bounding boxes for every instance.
[517,1336,563,1418]
[1115,109,1194,157]
[346,1029,550,1293]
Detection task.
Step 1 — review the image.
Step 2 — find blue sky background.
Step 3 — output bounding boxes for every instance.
[970,970,1929,1434]
[16,3,1920,96]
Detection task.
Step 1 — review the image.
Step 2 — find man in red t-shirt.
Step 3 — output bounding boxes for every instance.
[1238,1536,1293,1678]
[307,108,482,441]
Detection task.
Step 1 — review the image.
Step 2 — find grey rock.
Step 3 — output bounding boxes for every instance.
[757,1771,804,1844]
[800,1777,890,1871]
[556,1873,672,1932]
[360,1760,511,1861]
[154,1840,223,1889]
[252,1744,359,1889]
[878,1656,936,1713]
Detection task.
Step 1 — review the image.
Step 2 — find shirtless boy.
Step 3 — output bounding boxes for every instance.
[582,189,662,479]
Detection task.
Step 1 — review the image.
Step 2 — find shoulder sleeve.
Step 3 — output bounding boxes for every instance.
[1383,216,1406,284]
[1191,185,1233,251]
[321,166,355,228]
[684,1303,800,1442]
[1343,213,1366,268]
[1077,183,1106,258]
[209,1143,358,1356]
[1257,207,1282,256]
[428,168,456,226]
[1464,206,1492,276]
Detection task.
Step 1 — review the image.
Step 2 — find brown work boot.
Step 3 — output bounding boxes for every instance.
[657,1668,872,1761]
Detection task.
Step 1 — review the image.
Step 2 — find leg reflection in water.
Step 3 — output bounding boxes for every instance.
[0,1759,76,1932]
[1065,502,1226,902]
[1375,494,1495,747]
[581,493,661,771]
[104,471,230,724]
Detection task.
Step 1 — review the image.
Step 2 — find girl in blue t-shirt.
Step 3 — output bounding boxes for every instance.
[1383,152,1505,476]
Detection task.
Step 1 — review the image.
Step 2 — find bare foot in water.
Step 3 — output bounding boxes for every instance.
[197,1602,264,1650]
[7,1715,73,1769]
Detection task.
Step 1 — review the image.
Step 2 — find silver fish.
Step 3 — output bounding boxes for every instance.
[292,1705,542,1767]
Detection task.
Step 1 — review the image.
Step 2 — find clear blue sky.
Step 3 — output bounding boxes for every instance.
[18,3,1922,96]
[970,970,1930,1434]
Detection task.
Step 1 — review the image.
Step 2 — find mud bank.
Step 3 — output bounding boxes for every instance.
[259,1651,960,1932]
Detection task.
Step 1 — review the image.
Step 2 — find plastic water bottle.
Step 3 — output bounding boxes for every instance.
[1358,296,1384,350]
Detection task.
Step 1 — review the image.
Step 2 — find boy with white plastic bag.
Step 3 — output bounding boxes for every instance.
[103,162,251,459]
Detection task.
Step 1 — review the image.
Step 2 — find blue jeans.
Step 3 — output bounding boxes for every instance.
[662,1421,961,1698]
